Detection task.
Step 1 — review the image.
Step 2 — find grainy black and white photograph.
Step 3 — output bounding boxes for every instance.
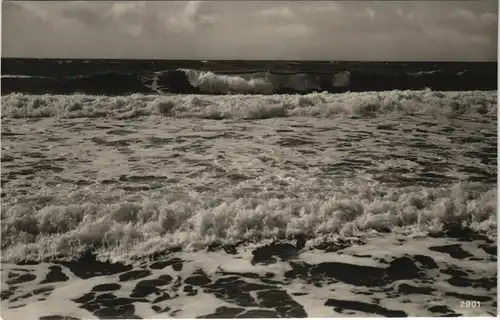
[0,0,498,319]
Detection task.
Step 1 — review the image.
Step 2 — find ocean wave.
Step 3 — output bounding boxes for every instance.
[179,69,331,94]
[1,75,46,79]
[407,70,443,77]
[0,181,496,263]
[1,90,496,120]
[181,69,275,94]
[1,66,496,95]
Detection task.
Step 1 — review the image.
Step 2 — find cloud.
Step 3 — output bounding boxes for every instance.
[438,6,498,37]
[168,1,219,33]
[2,1,497,61]
[108,2,147,20]
[448,7,476,22]
[301,3,340,14]
[479,12,498,25]
[365,8,375,20]
[123,25,143,38]
[257,6,295,20]
[272,23,315,38]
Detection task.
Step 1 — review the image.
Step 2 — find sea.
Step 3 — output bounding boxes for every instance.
[0,58,498,319]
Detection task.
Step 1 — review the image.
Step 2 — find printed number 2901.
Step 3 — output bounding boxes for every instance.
[460,301,481,308]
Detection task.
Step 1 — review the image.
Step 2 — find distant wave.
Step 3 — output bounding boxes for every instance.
[407,70,443,76]
[1,67,496,96]
[1,90,496,120]
[178,69,347,94]
[1,75,46,79]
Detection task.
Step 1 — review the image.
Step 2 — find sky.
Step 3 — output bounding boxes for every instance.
[1,0,498,61]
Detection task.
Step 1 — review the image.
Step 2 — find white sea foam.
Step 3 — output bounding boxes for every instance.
[2,234,496,318]
[0,179,496,263]
[181,69,275,94]
[1,90,497,119]
[180,69,323,93]
[1,89,496,264]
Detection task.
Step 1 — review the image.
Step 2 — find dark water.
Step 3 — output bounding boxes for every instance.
[1,58,497,95]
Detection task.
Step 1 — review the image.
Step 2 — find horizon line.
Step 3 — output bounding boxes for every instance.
[1,57,498,63]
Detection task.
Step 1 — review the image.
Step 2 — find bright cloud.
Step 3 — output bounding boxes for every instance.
[258,6,295,20]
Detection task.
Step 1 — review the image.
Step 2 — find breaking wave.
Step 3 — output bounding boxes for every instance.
[179,69,336,94]
[1,90,496,120]
[1,66,496,96]
[0,181,496,263]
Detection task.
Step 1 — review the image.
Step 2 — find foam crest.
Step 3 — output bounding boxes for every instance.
[179,69,325,94]
[1,90,496,120]
[1,181,496,263]
[181,69,275,94]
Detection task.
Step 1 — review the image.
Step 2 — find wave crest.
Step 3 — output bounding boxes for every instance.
[181,69,275,94]
[0,181,496,263]
[1,90,496,120]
